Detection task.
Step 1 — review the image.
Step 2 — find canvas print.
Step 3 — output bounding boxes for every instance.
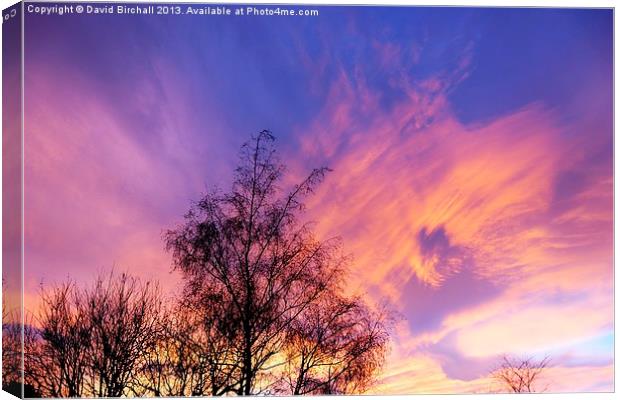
[1,2,614,397]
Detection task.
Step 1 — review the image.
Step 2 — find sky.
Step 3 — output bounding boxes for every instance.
[22,5,613,394]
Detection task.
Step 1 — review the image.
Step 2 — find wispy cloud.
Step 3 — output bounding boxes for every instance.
[290,35,612,392]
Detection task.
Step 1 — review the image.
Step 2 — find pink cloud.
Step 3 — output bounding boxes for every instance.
[287,41,612,392]
[22,60,239,313]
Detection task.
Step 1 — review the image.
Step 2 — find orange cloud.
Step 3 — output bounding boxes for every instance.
[289,44,612,392]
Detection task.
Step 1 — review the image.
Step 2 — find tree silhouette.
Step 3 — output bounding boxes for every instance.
[279,291,391,395]
[137,300,240,397]
[84,272,162,397]
[491,355,550,393]
[2,279,23,397]
[24,272,162,398]
[165,130,389,395]
[20,131,390,397]
[29,282,90,397]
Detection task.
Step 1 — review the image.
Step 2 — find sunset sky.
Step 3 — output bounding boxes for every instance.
[22,6,612,393]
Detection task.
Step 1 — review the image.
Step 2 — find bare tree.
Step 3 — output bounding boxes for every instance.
[2,279,22,397]
[181,294,242,396]
[165,130,389,395]
[21,131,391,397]
[279,292,391,395]
[137,299,239,397]
[84,272,162,397]
[135,306,200,397]
[24,272,162,398]
[491,355,550,393]
[26,282,90,397]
